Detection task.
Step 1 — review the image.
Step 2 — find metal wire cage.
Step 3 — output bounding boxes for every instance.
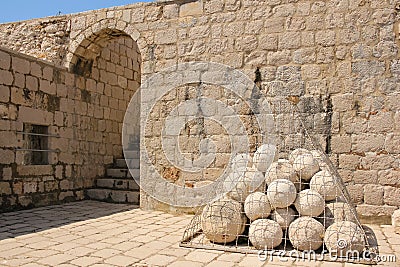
[180,99,379,265]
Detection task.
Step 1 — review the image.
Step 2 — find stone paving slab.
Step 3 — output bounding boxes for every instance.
[0,201,398,267]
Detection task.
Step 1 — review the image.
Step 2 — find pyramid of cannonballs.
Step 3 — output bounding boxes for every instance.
[182,145,372,261]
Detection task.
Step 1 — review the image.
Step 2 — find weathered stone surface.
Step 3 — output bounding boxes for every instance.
[338,154,360,170]
[0,149,14,164]
[383,187,400,207]
[346,184,364,205]
[179,1,203,17]
[364,184,384,205]
[392,209,400,234]
[385,134,400,154]
[378,170,400,186]
[0,0,398,218]
[351,134,385,153]
[357,204,398,224]
[0,69,14,85]
[331,135,351,153]
[0,50,11,70]
[353,170,378,184]
[332,93,353,112]
[0,182,11,195]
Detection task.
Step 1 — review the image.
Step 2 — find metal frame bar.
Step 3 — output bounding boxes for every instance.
[180,241,378,265]
[15,148,59,152]
[17,131,60,138]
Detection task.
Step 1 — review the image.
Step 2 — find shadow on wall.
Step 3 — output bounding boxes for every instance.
[0,201,138,240]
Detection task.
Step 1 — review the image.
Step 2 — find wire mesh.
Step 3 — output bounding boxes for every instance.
[180,99,379,265]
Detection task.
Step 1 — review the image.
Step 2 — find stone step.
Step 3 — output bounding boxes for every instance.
[115,159,127,168]
[96,178,140,191]
[124,150,140,159]
[115,158,140,169]
[86,189,140,204]
[106,168,140,179]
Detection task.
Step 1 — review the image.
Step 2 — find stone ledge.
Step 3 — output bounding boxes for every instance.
[0,46,67,71]
[357,204,398,225]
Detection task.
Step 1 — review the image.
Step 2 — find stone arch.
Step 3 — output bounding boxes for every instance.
[65,17,144,159]
[65,17,145,74]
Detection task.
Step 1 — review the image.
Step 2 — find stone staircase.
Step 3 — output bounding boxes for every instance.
[86,150,140,204]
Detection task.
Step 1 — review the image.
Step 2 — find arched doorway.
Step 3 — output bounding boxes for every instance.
[70,27,141,157]
[68,26,142,203]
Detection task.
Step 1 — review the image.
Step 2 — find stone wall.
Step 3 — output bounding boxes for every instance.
[0,0,399,220]
[0,31,140,211]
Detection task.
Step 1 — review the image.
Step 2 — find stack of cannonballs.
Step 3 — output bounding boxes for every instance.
[201,145,366,257]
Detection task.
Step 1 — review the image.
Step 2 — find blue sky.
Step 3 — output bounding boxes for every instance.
[0,0,153,24]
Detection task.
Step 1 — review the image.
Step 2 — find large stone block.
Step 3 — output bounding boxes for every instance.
[163,4,178,19]
[352,60,386,77]
[0,131,17,148]
[23,182,37,194]
[0,69,14,86]
[12,56,30,74]
[357,204,397,224]
[351,134,385,153]
[293,48,316,64]
[0,50,11,70]
[265,18,285,33]
[0,149,15,164]
[392,209,400,234]
[18,106,53,125]
[0,85,10,103]
[2,167,12,180]
[385,134,400,154]
[346,184,364,205]
[360,153,396,170]
[378,169,400,186]
[315,30,335,47]
[17,165,53,176]
[364,184,384,205]
[0,182,11,195]
[353,170,378,184]
[338,154,360,170]
[59,191,74,201]
[278,32,301,49]
[332,93,353,112]
[368,111,394,133]
[179,1,203,17]
[384,186,400,206]
[331,135,351,153]
[26,75,39,91]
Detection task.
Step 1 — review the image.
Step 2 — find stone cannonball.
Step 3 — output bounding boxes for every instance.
[323,202,358,228]
[267,179,297,208]
[271,207,297,230]
[289,148,311,164]
[265,160,299,185]
[310,149,329,170]
[249,219,283,249]
[244,192,272,221]
[293,153,320,181]
[310,170,337,201]
[226,166,265,202]
[253,144,277,172]
[294,189,325,217]
[288,217,325,251]
[324,221,366,255]
[232,153,253,170]
[201,198,246,243]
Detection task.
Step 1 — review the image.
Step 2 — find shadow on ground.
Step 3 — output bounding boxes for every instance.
[0,200,138,240]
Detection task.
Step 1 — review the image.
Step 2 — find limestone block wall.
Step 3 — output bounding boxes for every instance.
[0,0,399,220]
[0,37,140,211]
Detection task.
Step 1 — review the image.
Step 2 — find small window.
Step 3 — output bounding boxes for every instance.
[23,124,49,165]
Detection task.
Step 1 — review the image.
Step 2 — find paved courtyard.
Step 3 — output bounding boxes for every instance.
[0,201,398,267]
